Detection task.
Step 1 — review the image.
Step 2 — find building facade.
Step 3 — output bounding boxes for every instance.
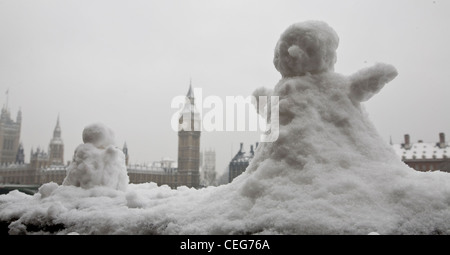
[127,158,179,188]
[228,142,257,183]
[0,115,66,185]
[392,133,450,172]
[200,149,216,187]
[0,105,21,165]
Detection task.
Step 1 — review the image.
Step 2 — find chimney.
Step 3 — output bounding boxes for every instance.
[250,145,254,155]
[239,142,243,152]
[404,134,411,149]
[439,132,446,148]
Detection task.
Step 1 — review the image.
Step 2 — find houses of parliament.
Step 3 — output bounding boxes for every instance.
[0,84,204,189]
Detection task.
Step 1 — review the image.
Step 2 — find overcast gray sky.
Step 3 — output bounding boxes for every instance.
[1,0,449,175]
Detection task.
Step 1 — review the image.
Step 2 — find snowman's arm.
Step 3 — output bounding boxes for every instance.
[349,63,398,102]
[252,87,273,115]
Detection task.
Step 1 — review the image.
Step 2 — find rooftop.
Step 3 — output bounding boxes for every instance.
[231,142,258,163]
[392,133,449,161]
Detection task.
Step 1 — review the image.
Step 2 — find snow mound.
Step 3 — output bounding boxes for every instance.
[2,20,450,235]
[62,123,129,191]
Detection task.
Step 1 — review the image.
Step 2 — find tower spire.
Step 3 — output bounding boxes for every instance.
[53,114,61,138]
[1,89,10,119]
[123,142,129,166]
[49,113,64,165]
[186,79,194,101]
[5,88,9,110]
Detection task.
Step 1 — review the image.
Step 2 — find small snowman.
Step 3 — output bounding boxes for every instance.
[63,123,129,191]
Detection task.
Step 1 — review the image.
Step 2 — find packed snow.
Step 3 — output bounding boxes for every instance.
[62,123,129,191]
[2,20,450,235]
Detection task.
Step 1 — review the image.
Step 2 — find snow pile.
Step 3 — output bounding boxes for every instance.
[2,20,450,235]
[62,123,129,191]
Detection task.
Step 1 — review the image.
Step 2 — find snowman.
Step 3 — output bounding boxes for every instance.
[248,20,399,176]
[62,123,129,191]
[240,20,406,204]
[228,21,450,235]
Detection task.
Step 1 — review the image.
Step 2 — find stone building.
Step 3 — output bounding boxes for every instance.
[0,114,67,185]
[228,142,257,183]
[176,83,201,188]
[40,165,67,185]
[127,158,179,188]
[48,115,64,166]
[16,143,25,164]
[0,105,21,165]
[124,83,202,188]
[392,133,450,172]
[29,147,49,171]
[200,149,216,187]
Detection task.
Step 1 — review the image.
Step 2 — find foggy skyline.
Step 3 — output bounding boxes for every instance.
[1,0,450,174]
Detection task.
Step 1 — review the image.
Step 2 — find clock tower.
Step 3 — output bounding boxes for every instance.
[177,81,201,188]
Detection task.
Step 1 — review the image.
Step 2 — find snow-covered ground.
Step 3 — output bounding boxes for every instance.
[2,20,450,235]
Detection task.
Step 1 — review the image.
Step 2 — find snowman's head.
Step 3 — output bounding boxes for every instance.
[82,123,116,149]
[274,20,339,78]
